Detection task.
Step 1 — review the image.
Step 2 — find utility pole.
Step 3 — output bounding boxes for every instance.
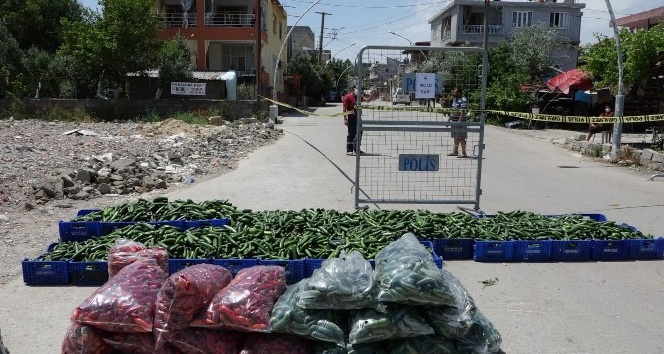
[316,12,331,63]
[482,0,489,50]
[605,0,624,162]
[255,0,262,105]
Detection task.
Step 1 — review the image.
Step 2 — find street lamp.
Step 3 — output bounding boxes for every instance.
[335,63,354,100]
[388,31,414,46]
[332,43,356,61]
[270,0,323,124]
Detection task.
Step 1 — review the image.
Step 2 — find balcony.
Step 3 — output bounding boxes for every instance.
[462,25,504,35]
[162,12,198,28]
[205,13,255,28]
[441,29,451,41]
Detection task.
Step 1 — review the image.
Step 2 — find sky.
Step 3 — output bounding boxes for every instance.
[80,0,661,62]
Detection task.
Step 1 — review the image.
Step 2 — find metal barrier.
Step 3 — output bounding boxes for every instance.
[354,46,488,210]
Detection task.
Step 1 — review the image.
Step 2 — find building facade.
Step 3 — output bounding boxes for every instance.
[155,0,288,92]
[428,0,585,71]
[615,6,664,30]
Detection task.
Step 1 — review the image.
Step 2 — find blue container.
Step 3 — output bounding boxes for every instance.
[168,258,212,275]
[70,261,109,286]
[212,258,259,277]
[58,220,100,242]
[259,259,305,284]
[591,240,629,261]
[151,220,187,229]
[184,218,230,230]
[97,221,138,236]
[551,240,592,261]
[435,238,474,260]
[76,209,102,218]
[515,240,552,262]
[473,241,515,262]
[628,238,664,260]
[22,243,70,285]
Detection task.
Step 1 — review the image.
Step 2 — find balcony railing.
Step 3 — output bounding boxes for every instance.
[462,25,504,35]
[205,13,255,27]
[441,29,451,41]
[162,12,197,28]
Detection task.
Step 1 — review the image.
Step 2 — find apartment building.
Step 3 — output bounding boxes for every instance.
[428,0,585,71]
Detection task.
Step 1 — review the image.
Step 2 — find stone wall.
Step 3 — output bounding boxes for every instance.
[0,98,267,122]
[563,136,664,172]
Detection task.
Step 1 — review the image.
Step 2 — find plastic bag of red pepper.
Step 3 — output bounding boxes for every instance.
[61,233,502,354]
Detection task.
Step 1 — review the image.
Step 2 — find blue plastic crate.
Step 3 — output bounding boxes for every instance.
[435,238,474,260]
[70,261,109,286]
[591,240,629,261]
[628,238,664,260]
[22,243,70,285]
[58,220,101,242]
[212,258,259,277]
[479,213,608,222]
[76,209,102,218]
[551,240,592,262]
[259,259,305,284]
[168,258,212,275]
[473,241,515,262]
[515,240,552,262]
[151,220,187,229]
[184,218,230,230]
[97,221,138,236]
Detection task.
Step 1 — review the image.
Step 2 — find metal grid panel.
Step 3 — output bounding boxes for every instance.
[354,45,487,209]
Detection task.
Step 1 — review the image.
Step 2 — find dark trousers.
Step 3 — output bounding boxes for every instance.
[346,114,358,152]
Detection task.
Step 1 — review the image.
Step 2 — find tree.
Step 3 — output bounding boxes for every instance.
[581,24,664,93]
[158,34,193,95]
[59,0,162,98]
[0,0,83,53]
[287,49,332,105]
[327,58,354,93]
[0,21,26,98]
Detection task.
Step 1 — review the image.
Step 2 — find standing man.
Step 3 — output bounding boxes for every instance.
[448,87,469,158]
[343,85,359,156]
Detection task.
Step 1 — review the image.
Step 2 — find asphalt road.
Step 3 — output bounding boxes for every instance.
[1,103,663,353]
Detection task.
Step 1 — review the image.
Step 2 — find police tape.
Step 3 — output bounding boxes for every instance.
[357,104,664,124]
[260,97,664,123]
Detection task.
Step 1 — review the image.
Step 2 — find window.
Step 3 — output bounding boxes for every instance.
[273,15,277,34]
[222,45,254,73]
[512,11,532,28]
[279,21,283,39]
[550,12,570,29]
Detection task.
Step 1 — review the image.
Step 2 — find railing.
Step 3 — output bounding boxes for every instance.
[205,13,255,27]
[441,29,451,41]
[462,25,504,35]
[161,12,197,28]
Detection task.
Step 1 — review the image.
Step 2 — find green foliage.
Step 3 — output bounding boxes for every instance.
[581,24,664,93]
[158,34,193,91]
[287,49,333,105]
[327,58,354,91]
[0,0,83,52]
[508,23,564,79]
[0,21,26,98]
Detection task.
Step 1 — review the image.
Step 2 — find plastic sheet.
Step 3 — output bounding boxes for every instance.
[315,342,348,354]
[239,333,313,354]
[192,266,286,332]
[108,239,168,277]
[169,328,245,354]
[71,259,167,333]
[375,234,456,306]
[455,312,502,354]
[348,306,434,344]
[425,269,477,340]
[271,280,346,346]
[154,264,233,349]
[61,323,114,354]
[102,332,179,354]
[298,251,379,310]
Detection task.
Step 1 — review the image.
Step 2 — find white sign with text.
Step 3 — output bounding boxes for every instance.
[171,82,206,96]
[415,73,435,99]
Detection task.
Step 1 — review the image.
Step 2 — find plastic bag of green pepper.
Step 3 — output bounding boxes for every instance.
[424,269,477,340]
[271,279,346,346]
[154,264,232,349]
[298,251,380,311]
[192,266,286,332]
[375,234,456,306]
[348,306,434,344]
